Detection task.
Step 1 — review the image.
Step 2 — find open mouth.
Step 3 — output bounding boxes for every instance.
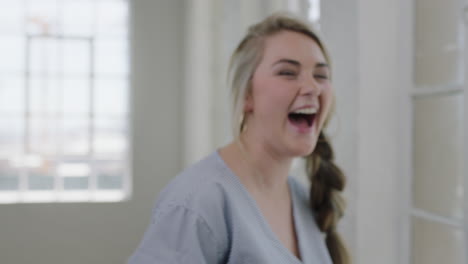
[288,113,316,128]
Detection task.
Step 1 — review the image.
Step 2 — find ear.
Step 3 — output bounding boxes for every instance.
[244,91,254,112]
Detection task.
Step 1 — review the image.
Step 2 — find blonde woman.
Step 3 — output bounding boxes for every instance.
[129,13,349,264]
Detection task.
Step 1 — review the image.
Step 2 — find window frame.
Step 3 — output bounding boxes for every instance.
[0,0,131,204]
[403,0,467,262]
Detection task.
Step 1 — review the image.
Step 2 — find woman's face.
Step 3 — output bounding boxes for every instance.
[245,30,333,157]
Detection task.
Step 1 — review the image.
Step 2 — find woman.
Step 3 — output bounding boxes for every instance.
[128,13,349,264]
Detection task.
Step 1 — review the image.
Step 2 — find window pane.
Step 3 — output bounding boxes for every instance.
[0,158,19,190]
[0,77,24,115]
[63,117,90,156]
[29,117,59,155]
[27,156,54,190]
[63,176,89,190]
[62,0,94,36]
[94,118,127,159]
[0,1,23,35]
[63,79,90,115]
[307,0,320,22]
[57,162,91,190]
[26,0,59,36]
[28,174,54,190]
[0,118,23,157]
[0,37,25,74]
[94,40,128,76]
[414,0,462,87]
[96,0,128,37]
[29,77,61,115]
[63,39,91,77]
[29,38,60,76]
[96,160,123,190]
[412,217,465,264]
[413,94,464,219]
[94,78,128,116]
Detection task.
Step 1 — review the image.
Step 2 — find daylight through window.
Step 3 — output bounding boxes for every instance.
[0,0,130,203]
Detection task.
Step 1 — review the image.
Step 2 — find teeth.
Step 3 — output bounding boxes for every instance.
[291,108,318,114]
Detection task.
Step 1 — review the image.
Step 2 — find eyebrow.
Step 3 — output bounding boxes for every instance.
[272,58,329,68]
[273,59,300,67]
[315,62,329,68]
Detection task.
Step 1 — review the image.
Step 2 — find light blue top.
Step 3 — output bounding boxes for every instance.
[128,151,332,264]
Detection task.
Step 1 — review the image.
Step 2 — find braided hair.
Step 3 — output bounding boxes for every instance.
[307,131,349,264]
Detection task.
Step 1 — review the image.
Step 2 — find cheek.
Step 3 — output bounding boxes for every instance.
[319,87,334,121]
[253,80,295,113]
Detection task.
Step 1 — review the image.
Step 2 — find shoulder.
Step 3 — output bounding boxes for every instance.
[129,199,224,263]
[129,153,233,263]
[154,151,229,211]
[151,151,233,240]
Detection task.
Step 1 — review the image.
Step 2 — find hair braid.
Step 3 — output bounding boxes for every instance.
[307,131,350,264]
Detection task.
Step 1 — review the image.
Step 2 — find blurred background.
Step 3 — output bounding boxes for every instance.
[0,0,466,263]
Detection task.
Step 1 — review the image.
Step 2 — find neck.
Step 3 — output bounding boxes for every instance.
[232,131,293,196]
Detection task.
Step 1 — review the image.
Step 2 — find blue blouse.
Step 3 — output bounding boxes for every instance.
[128,151,332,264]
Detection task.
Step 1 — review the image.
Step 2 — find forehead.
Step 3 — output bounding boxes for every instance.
[260,30,326,66]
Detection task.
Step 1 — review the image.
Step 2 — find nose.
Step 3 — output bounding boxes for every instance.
[300,75,322,96]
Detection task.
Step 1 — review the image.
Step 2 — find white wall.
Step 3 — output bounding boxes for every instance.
[355,0,401,262]
[0,0,185,263]
[322,0,412,263]
[320,0,359,259]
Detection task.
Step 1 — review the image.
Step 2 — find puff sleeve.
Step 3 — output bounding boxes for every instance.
[128,204,222,264]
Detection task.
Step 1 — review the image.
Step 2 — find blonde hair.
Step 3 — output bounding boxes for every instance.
[227,12,350,264]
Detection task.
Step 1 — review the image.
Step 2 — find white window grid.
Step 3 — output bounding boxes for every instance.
[404,1,468,264]
[394,0,466,262]
[0,0,130,203]
[408,86,466,263]
[409,83,465,225]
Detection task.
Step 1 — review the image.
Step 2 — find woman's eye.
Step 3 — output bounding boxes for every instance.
[279,71,297,76]
[314,74,329,80]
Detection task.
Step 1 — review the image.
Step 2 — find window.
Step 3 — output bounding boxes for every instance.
[410,0,466,262]
[307,0,320,23]
[0,0,130,203]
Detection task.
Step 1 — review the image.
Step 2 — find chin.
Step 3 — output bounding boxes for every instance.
[290,141,317,157]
